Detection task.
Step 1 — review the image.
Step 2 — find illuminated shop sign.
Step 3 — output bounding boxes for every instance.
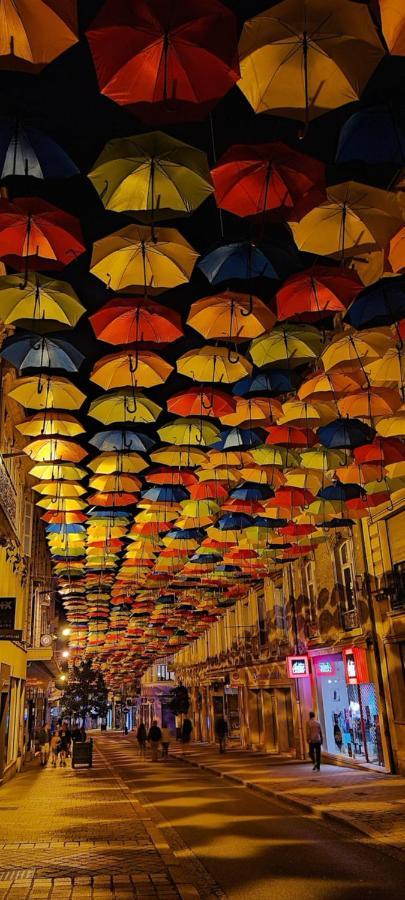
[314,659,336,677]
[287,655,310,678]
[343,647,369,685]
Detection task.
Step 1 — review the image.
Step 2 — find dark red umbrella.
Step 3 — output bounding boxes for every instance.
[86,0,239,123]
[167,385,236,418]
[265,425,317,448]
[354,436,405,465]
[89,296,183,345]
[211,142,325,220]
[276,266,362,321]
[0,197,85,270]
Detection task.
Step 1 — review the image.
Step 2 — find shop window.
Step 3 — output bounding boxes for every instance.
[336,540,356,613]
[391,562,405,610]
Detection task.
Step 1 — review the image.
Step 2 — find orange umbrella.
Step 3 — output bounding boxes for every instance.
[0,1,78,73]
[90,350,173,389]
[337,388,402,419]
[187,289,275,340]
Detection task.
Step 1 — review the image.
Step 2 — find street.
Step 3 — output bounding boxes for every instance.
[0,734,404,900]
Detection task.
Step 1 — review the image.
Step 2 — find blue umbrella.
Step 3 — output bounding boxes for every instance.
[166,528,205,540]
[318,482,365,501]
[46,523,86,534]
[0,333,84,371]
[214,427,262,451]
[317,419,376,449]
[253,516,287,528]
[233,370,295,396]
[215,564,241,572]
[87,508,131,519]
[190,553,221,563]
[142,486,188,503]
[344,276,405,329]
[320,517,355,529]
[218,513,253,530]
[230,484,274,501]
[0,120,79,178]
[198,241,280,285]
[89,430,154,453]
[335,106,405,165]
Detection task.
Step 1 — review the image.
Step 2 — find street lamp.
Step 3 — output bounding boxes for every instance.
[62,650,70,658]
[62,627,71,637]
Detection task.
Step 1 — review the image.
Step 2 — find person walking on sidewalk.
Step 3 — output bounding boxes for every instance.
[50,732,60,767]
[148,720,162,762]
[38,724,50,766]
[136,721,147,757]
[306,711,323,771]
[215,716,228,754]
[181,717,193,754]
[161,723,171,759]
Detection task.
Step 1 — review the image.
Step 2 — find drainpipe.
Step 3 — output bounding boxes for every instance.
[358,524,396,774]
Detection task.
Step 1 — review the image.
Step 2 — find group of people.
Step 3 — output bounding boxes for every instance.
[38,721,87,768]
[135,717,193,761]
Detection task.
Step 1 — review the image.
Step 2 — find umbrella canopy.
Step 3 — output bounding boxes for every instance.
[0,333,84,371]
[0,273,85,330]
[23,438,87,463]
[238,0,384,125]
[317,418,376,448]
[321,328,393,372]
[90,225,199,292]
[168,386,235,419]
[187,290,275,340]
[298,371,365,402]
[335,106,405,165]
[89,430,154,453]
[0,197,85,270]
[276,266,361,321]
[0,120,79,178]
[337,389,402,419]
[380,0,405,55]
[344,277,405,329]
[198,241,279,284]
[88,452,147,475]
[0,0,78,72]
[250,324,323,368]
[89,296,183,345]
[177,345,252,383]
[211,142,325,220]
[233,371,295,396]
[88,132,213,219]
[16,412,85,437]
[158,418,220,447]
[90,350,173,389]
[86,0,239,122]
[88,390,162,425]
[8,375,86,410]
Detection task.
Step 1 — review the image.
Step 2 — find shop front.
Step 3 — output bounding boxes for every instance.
[244,664,297,755]
[311,648,384,767]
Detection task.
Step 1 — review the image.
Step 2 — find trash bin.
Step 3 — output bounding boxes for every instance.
[72,738,93,768]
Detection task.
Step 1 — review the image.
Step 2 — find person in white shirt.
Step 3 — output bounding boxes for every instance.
[305,711,323,771]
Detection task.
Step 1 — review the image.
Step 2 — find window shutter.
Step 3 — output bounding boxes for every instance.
[23,499,33,557]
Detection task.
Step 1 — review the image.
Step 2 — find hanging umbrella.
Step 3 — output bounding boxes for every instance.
[250,445,300,467]
[23,438,87,463]
[150,446,207,468]
[89,430,154,453]
[90,350,173,389]
[250,324,323,368]
[366,346,405,391]
[290,183,403,258]
[0,273,85,330]
[86,0,239,122]
[168,386,235,419]
[379,0,405,55]
[90,225,199,292]
[317,418,376,448]
[278,399,336,428]
[389,228,405,273]
[88,390,161,425]
[16,411,84,437]
[213,427,262,451]
[88,453,147,475]
[89,296,182,345]
[0,119,79,178]
[158,418,220,447]
[30,463,86,482]
[220,395,281,427]
[0,333,84,371]
[88,473,141,493]
[321,328,394,373]
[318,481,365,501]
[198,240,280,284]
[33,481,86,498]
[300,448,346,470]
[0,197,85,270]
[88,132,213,220]
[337,388,402,419]
[177,345,252,383]
[335,105,405,165]
[376,408,405,437]
[238,0,384,126]
[8,375,86,410]
[298,371,365,401]
[265,425,317,447]
[233,371,295,396]
[146,468,197,487]
[211,142,325,220]
[0,1,78,72]
[344,277,405,329]
[187,290,275,340]
[276,266,361,321]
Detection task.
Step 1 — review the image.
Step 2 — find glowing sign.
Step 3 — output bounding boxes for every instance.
[287,655,310,678]
[314,659,336,677]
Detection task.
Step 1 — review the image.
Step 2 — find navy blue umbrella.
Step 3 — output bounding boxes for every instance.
[317,419,376,449]
[214,427,262,451]
[252,516,287,528]
[233,370,295,396]
[89,430,154,453]
[336,106,405,165]
[198,241,279,284]
[0,120,79,178]
[166,528,205,540]
[141,486,188,503]
[318,482,365,501]
[46,523,86,534]
[344,277,405,329]
[87,508,131,519]
[230,484,274,501]
[0,333,84,371]
[319,517,355,529]
[218,513,253,530]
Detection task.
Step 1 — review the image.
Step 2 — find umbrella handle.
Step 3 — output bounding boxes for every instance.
[201,387,214,411]
[227,347,240,364]
[240,294,253,317]
[129,350,139,373]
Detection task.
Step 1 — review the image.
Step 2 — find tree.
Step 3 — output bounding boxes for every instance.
[167,683,190,716]
[60,660,108,725]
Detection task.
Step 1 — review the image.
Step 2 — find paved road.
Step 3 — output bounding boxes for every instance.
[100,733,405,900]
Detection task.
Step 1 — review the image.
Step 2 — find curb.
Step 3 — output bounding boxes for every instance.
[169,751,405,856]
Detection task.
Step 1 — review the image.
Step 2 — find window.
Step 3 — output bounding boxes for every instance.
[305,560,317,621]
[391,562,405,611]
[257,592,267,646]
[337,540,356,611]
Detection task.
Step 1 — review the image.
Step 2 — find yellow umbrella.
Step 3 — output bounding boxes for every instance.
[90,225,199,292]
[16,411,85,438]
[239,466,285,488]
[187,290,275,340]
[88,452,147,475]
[337,388,402,419]
[250,445,300,466]
[284,468,332,494]
[150,446,207,467]
[290,182,403,257]
[33,481,86,497]
[29,463,86,481]
[366,347,404,387]
[7,375,86,410]
[238,0,384,124]
[196,467,241,484]
[158,417,220,447]
[250,324,322,368]
[0,273,85,330]
[88,132,213,219]
[298,371,365,401]
[23,438,86,463]
[177,345,252,383]
[205,449,253,468]
[376,407,405,437]
[278,399,336,427]
[321,328,394,372]
[379,0,405,55]
[88,390,161,425]
[36,496,87,511]
[220,396,282,427]
[88,474,141,492]
[300,448,346,470]
[90,350,173,389]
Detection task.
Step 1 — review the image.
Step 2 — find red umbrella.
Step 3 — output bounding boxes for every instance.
[145,468,198,486]
[280,522,316,537]
[87,492,138,506]
[86,0,239,123]
[0,197,85,270]
[274,487,315,507]
[189,481,229,500]
[167,385,236,418]
[276,266,362,321]
[346,493,390,516]
[89,296,183,345]
[211,142,325,220]
[265,425,317,448]
[354,437,405,465]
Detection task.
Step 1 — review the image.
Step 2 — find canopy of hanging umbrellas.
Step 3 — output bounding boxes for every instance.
[0,0,405,690]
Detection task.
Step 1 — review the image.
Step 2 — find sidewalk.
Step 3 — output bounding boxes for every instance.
[0,743,222,900]
[169,742,405,854]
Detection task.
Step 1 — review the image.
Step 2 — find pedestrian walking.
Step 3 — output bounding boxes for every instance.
[38,724,50,766]
[58,727,70,767]
[136,721,147,757]
[161,723,171,759]
[148,720,162,762]
[215,716,228,754]
[306,711,323,771]
[181,717,193,752]
[50,732,60,767]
